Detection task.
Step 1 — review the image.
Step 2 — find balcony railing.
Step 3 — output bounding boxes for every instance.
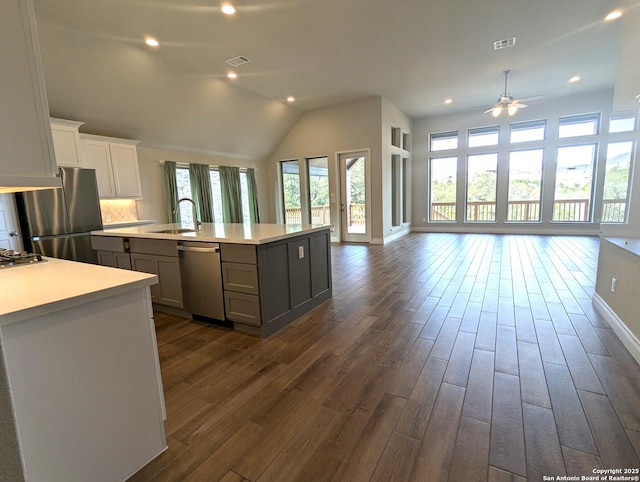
[284,204,366,225]
[430,199,628,223]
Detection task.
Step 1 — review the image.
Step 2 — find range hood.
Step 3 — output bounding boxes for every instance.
[0,176,61,194]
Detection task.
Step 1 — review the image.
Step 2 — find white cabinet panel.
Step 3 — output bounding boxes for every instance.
[81,134,142,199]
[50,119,85,168]
[84,139,116,198]
[0,0,59,192]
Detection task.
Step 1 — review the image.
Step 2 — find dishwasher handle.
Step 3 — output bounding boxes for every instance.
[177,245,219,253]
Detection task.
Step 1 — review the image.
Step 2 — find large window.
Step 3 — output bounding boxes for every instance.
[429,157,457,221]
[553,144,597,222]
[466,153,497,222]
[507,149,544,222]
[602,141,633,223]
[280,160,302,224]
[176,165,253,223]
[307,157,330,224]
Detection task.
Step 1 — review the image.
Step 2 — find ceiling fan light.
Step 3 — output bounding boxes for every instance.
[508,104,519,116]
[492,106,502,117]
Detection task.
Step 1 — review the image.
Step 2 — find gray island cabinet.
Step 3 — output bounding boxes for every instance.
[91,223,332,338]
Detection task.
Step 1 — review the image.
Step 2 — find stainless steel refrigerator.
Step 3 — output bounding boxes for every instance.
[15,167,103,264]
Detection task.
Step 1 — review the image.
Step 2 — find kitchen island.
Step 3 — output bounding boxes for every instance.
[0,258,166,482]
[91,223,333,338]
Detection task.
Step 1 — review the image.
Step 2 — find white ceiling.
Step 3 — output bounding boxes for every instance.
[33,0,632,160]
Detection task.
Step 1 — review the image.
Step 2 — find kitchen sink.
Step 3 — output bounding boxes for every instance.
[150,228,197,234]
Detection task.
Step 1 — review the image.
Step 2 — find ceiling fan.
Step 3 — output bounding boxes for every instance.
[484,70,529,117]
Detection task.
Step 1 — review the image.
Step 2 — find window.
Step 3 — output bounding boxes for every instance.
[307,157,330,224]
[239,171,251,224]
[553,144,596,222]
[430,131,458,151]
[558,113,599,138]
[609,116,636,133]
[391,155,406,226]
[466,153,497,222]
[429,157,457,221]
[280,160,302,224]
[209,170,223,222]
[507,149,544,222]
[602,141,633,223]
[510,120,546,143]
[468,126,499,147]
[175,167,194,224]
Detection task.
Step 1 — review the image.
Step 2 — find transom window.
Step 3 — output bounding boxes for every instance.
[609,116,636,133]
[510,120,546,143]
[558,113,599,138]
[468,126,499,147]
[430,131,458,151]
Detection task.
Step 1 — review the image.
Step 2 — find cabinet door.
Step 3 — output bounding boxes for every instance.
[97,250,116,267]
[0,0,58,189]
[84,140,116,198]
[131,254,160,302]
[156,256,183,308]
[51,122,85,167]
[114,253,132,270]
[110,143,142,198]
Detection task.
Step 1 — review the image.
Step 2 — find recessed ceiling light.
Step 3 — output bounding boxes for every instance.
[444,98,453,105]
[145,37,159,47]
[286,96,295,103]
[605,10,622,21]
[221,3,236,15]
[569,75,581,83]
[227,71,238,79]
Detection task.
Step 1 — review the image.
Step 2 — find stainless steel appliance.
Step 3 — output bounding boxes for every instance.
[0,249,47,269]
[15,167,103,264]
[177,241,225,321]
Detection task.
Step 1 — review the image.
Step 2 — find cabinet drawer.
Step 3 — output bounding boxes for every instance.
[91,236,128,253]
[130,238,178,257]
[222,262,259,295]
[224,292,261,326]
[220,244,257,264]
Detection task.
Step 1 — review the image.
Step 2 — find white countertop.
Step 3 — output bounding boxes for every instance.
[602,237,640,257]
[0,258,157,326]
[103,219,156,229]
[91,223,331,245]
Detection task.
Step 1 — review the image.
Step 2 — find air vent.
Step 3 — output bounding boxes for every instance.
[494,37,516,50]
[225,55,251,67]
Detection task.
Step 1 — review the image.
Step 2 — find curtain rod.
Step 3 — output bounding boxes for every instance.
[159,160,258,172]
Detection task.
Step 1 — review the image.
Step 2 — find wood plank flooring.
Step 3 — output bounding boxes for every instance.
[129,233,640,481]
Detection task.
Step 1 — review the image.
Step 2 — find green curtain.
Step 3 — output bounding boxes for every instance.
[219,166,243,223]
[163,161,181,223]
[189,163,214,223]
[246,168,260,223]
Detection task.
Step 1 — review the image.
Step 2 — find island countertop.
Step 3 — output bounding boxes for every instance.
[91,222,331,245]
[0,258,158,326]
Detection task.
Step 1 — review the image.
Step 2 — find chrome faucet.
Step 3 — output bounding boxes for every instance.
[173,198,202,227]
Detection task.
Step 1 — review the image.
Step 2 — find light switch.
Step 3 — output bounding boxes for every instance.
[298,246,304,259]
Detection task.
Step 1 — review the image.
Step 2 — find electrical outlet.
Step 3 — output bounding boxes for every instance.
[611,277,617,293]
[298,246,304,259]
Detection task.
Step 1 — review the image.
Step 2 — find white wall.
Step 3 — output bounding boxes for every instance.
[135,145,269,224]
[411,88,640,236]
[382,98,413,240]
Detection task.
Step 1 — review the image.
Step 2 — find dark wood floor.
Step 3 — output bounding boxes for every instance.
[130,233,640,481]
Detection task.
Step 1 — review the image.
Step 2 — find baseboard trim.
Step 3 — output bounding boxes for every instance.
[592,293,640,365]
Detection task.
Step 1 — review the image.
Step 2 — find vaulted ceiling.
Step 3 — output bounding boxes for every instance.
[33,0,634,160]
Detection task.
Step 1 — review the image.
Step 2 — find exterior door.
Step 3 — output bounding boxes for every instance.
[339,151,370,242]
[0,194,22,251]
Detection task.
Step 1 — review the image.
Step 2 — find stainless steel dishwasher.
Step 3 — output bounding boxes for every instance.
[177,241,225,321]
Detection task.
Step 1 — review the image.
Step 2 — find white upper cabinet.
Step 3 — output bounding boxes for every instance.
[50,118,86,168]
[0,0,60,193]
[81,134,143,199]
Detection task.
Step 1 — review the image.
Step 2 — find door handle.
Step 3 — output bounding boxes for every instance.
[9,231,18,237]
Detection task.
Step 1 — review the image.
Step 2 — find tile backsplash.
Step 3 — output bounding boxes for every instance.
[100,200,138,224]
